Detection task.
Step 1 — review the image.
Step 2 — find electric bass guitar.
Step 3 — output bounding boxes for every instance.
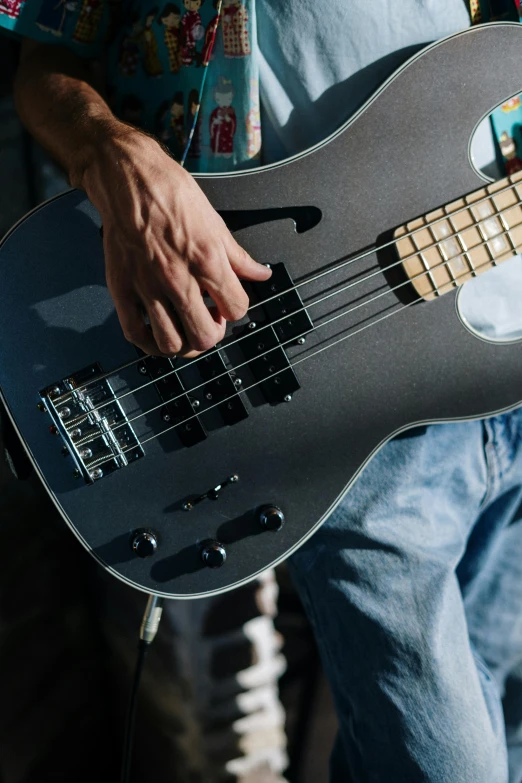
[2,22,522,598]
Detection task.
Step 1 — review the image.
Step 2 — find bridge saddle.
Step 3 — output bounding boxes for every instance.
[40,362,144,484]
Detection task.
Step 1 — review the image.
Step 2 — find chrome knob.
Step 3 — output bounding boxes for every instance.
[201,541,227,568]
[131,530,158,558]
[258,505,285,532]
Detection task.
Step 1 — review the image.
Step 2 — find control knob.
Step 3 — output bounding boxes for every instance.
[258,505,285,532]
[131,530,158,558]
[201,540,227,568]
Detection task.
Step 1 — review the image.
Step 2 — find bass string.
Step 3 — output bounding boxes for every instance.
[67,214,520,434]
[81,249,508,464]
[81,253,475,438]
[67,256,389,427]
[58,176,522,401]
[241,176,522,315]
[74,276,400,444]
[86,298,420,471]
[85,286,439,472]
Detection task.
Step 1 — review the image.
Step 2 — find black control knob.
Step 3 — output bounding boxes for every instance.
[131,530,158,558]
[258,505,285,532]
[201,540,227,568]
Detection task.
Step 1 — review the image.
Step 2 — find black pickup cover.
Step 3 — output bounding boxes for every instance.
[241,263,314,404]
[140,263,311,439]
[197,352,249,425]
[141,350,249,448]
[255,264,314,345]
[141,356,207,447]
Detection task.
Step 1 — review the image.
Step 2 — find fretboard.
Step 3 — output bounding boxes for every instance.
[394,170,522,301]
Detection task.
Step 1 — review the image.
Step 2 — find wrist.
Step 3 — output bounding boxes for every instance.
[73,119,155,195]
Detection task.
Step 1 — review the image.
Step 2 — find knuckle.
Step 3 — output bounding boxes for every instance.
[228,295,249,321]
[215,321,227,342]
[123,327,142,345]
[234,242,254,268]
[235,244,249,263]
[193,252,220,278]
[158,260,185,288]
[156,337,182,356]
[192,332,217,353]
[163,278,191,307]
[156,333,182,355]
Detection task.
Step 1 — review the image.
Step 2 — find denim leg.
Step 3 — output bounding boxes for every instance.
[288,420,509,783]
[503,657,522,783]
[464,511,522,783]
[460,413,522,783]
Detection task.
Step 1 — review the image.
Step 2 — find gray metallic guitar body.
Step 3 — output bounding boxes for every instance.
[1,23,522,598]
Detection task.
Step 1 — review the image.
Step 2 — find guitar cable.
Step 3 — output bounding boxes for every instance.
[180,0,223,168]
[120,594,165,783]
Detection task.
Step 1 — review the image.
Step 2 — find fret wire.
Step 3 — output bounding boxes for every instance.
[409,218,440,296]
[77,229,522,466]
[399,186,520,266]
[485,183,510,265]
[401,220,518,295]
[65,193,522,437]
[65,201,522,431]
[397,175,522,261]
[426,223,458,287]
[56,176,522,407]
[444,205,477,277]
[91,249,519,468]
[490,190,519,256]
[467,194,498,266]
[57,180,522,430]
[512,179,522,208]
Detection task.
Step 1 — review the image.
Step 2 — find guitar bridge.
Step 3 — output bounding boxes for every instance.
[40,362,144,484]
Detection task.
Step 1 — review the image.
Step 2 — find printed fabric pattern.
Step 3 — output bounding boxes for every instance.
[0,0,262,174]
[471,0,522,173]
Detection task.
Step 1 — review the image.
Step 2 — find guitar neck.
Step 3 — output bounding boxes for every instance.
[394,170,522,301]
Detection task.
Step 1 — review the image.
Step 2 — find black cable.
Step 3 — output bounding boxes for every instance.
[120,595,165,783]
[120,639,149,783]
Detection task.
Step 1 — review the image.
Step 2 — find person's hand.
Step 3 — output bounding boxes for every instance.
[82,126,271,357]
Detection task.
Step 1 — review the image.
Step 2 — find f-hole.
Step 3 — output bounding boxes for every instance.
[218,206,322,234]
[99,207,322,240]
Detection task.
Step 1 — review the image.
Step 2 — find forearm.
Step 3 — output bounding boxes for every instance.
[12,39,270,357]
[13,40,127,190]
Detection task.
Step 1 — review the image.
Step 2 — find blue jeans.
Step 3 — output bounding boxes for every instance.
[288,410,522,783]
